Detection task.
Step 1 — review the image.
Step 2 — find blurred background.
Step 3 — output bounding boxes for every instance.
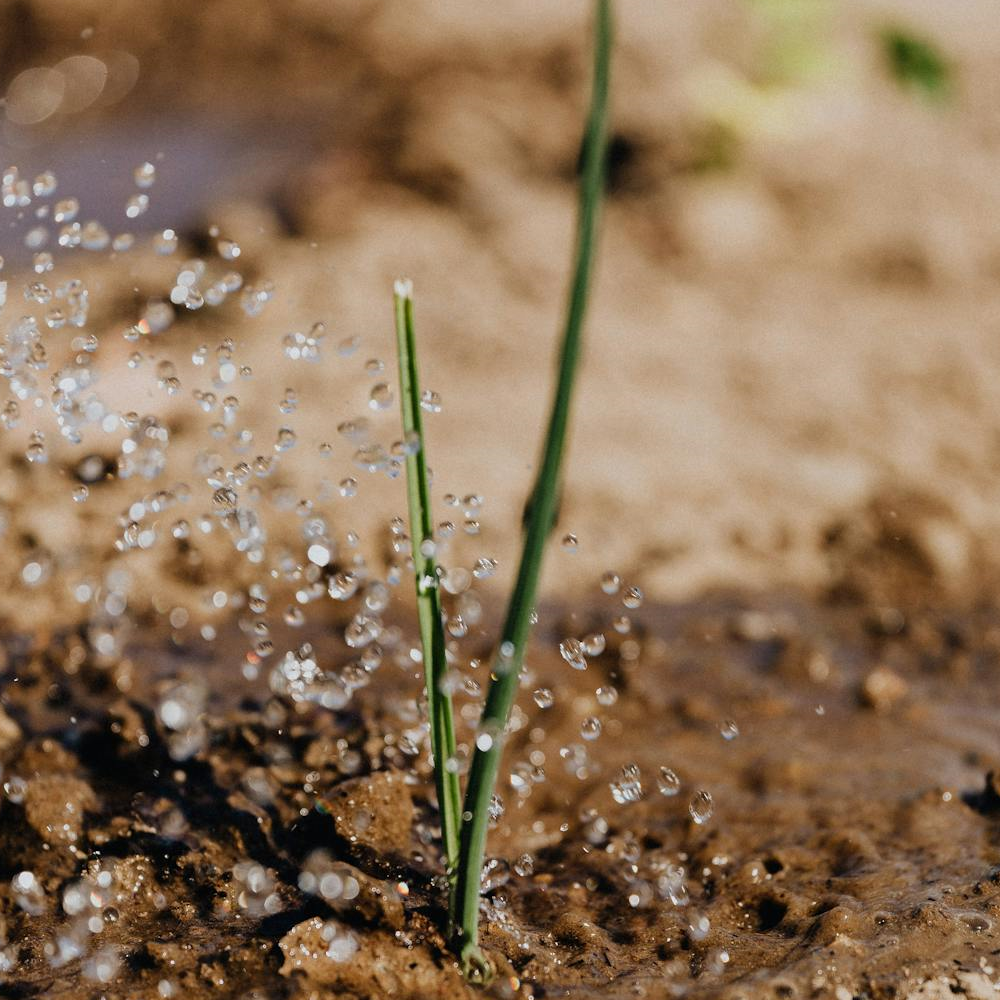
[1,0,998,631]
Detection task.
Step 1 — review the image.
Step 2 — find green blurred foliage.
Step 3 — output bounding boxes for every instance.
[882,27,952,102]
[749,0,834,87]
[687,120,742,174]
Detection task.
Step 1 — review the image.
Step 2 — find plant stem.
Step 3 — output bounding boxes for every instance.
[450,0,613,981]
[393,281,462,879]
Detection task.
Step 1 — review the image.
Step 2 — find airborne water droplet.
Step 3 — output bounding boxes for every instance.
[420,389,442,413]
[133,161,156,188]
[720,718,739,741]
[657,766,681,797]
[610,763,643,804]
[53,198,79,223]
[622,585,644,610]
[125,194,149,219]
[368,383,393,411]
[513,853,534,877]
[559,638,587,671]
[488,794,505,825]
[32,171,57,197]
[689,789,714,824]
[217,239,241,260]
[274,428,297,452]
[596,685,618,707]
[307,543,331,567]
[533,688,554,709]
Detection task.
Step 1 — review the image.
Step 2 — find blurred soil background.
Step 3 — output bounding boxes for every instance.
[1,0,999,628]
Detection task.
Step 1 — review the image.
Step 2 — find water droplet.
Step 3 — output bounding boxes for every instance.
[442,567,471,595]
[32,171,57,197]
[212,487,238,510]
[125,193,149,219]
[610,763,643,804]
[4,777,28,804]
[600,571,621,595]
[241,281,273,317]
[513,853,535,877]
[134,161,156,188]
[656,767,681,797]
[217,238,241,260]
[689,789,714,824]
[596,685,618,707]
[658,865,690,906]
[53,198,79,223]
[622,585,644,610]
[420,389,442,413]
[154,229,178,255]
[25,431,47,464]
[561,533,578,551]
[12,869,45,915]
[284,606,305,627]
[473,557,497,579]
[368,383,393,410]
[533,688,554,709]
[559,637,587,671]
[720,718,739,741]
[488,794,505,825]
[580,716,602,741]
[337,335,359,357]
[275,428,297,452]
[307,543,332,567]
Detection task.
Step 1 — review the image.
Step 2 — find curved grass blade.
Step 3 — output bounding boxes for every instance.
[450,0,614,981]
[393,280,462,878]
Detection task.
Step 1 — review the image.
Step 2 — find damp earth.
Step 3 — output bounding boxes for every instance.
[2,491,1000,999]
[3,1,1000,998]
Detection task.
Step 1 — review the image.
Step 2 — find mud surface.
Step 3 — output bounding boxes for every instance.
[1,500,1000,998]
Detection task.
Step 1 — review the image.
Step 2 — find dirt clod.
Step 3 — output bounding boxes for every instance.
[322,769,415,855]
[0,706,22,757]
[279,916,468,999]
[22,774,98,847]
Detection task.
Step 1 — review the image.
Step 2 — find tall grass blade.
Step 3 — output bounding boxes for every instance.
[450,0,614,980]
[393,280,462,878]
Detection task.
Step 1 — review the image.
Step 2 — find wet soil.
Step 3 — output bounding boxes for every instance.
[3,2,1000,997]
[2,500,1000,999]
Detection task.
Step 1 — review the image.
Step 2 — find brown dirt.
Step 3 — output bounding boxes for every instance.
[3,1,1000,997]
[2,497,1000,998]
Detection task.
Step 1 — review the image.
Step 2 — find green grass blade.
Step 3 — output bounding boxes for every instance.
[450,0,613,981]
[393,280,462,878]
